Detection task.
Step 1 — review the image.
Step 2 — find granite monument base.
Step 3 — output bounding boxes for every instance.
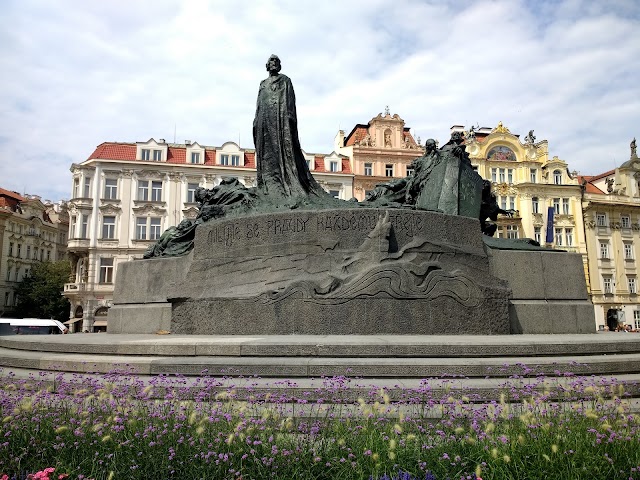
[107,208,594,335]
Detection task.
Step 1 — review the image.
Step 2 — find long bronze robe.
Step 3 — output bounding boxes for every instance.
[253,73,324,198]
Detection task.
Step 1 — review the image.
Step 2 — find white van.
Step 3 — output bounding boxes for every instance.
[0,318,68,335]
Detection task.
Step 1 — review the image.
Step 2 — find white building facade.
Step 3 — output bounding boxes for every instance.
[63,139,353,332]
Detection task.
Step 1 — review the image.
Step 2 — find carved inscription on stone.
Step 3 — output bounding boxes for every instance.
[205,211,428,249]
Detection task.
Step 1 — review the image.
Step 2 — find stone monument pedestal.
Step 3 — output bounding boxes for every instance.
[107,208,595,335]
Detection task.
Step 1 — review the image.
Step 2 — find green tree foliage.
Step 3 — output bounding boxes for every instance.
[14,260,71,321]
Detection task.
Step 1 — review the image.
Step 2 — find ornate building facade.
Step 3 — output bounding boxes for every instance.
[334,110,422,201]
[0,188,69,317]
[580,139,640,331]
[461,123,586,263]
[63,138,353,332]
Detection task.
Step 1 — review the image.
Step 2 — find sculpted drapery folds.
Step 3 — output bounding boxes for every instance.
[253,55,325,198]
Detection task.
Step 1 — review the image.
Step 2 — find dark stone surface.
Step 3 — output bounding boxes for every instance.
[169,208,512,335]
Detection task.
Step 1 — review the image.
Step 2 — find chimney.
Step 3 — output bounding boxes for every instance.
[185,140,192,146]
[159,138,166,144]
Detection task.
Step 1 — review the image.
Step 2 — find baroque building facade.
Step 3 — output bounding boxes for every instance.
[0,188,69,317]
[461,123,586,262]
[334,110,422,201]
[580,139,640,331]
[63,138,353,332]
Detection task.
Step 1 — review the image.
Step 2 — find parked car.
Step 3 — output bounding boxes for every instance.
[0,318,68,335]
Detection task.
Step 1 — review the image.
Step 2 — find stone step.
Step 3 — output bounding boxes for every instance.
[1,333,639,357]
[1,347,640,378]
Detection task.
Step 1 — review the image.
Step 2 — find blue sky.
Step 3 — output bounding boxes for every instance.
[1,0,639,201]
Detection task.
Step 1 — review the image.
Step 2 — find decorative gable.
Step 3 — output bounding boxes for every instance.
[185,141,205,165]
[216,142,244,167]
[136,138,168,162]
[323,152,343,173]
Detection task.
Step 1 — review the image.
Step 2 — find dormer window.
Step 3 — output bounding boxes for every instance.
[216,142,244,167]
[191,152,201,164]
[137,139,167,162]
[323,152,342,173]
[553,170,562,185]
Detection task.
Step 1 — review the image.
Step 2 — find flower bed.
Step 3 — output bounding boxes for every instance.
[1,370,639,479]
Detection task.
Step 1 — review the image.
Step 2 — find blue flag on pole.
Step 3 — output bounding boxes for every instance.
[546,206,554,244]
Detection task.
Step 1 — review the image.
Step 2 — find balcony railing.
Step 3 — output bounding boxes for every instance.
[64,283,86,293]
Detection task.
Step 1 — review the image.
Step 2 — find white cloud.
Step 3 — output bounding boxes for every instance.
[0,0,639,201]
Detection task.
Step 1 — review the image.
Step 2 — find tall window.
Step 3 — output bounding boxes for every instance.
[406,166,414,177]
[17,244,21,258]
[141,149,150,161]
[151,181,162,201]
[555,228,563,246]
[491,168,497,183]
[534,226,541,244]
[565,228,573,246]
[191,152,200,164]
[135,218,147,240]
[596,213,607,227]
[553,170,562,185]
[150,218,162,240]
[509,196,516,211]
[330,161,338,172]
[603,277,612,294]
[634,311,640,329]
[562,198,570,215]
[532,197,539,214]
[99,258,114,284]
[26,246,31,259]
[104,179,118,199]
[553,198,560,214]
[506,225,518,239]
[187,183,199,203]
[500,196,507,210]
[507,169,514,184]
[6,267,11,282]
[530,169,537,183]
[102,216,116,239]
[69,216,77,238]
[364,163,372,176]
[84,177,91,197]
[73,178,80,198]
[231,155,240,166]
[4,292,9,306]
[600,242,609,259]
[220,154,229,165]
[499,168,506,183]
[385,164,393,177]
[628,277,637,294]
[621,215,631,229]
[624,242,634,260]
[8,242,13,257]
[138,180,149,201]
[153,150,163,161]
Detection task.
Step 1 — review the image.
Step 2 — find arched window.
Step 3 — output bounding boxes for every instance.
[553,170,562,185]
[487,146,516,162]
[74,305,83,318]
[94,307,109,317]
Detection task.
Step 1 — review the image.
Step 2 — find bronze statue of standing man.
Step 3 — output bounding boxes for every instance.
[253,55,325,198]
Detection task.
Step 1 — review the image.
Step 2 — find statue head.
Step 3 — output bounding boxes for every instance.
[266,55,281,74]
[450,131,463,144]
[177,219,192,231]
[425,138,436,152]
